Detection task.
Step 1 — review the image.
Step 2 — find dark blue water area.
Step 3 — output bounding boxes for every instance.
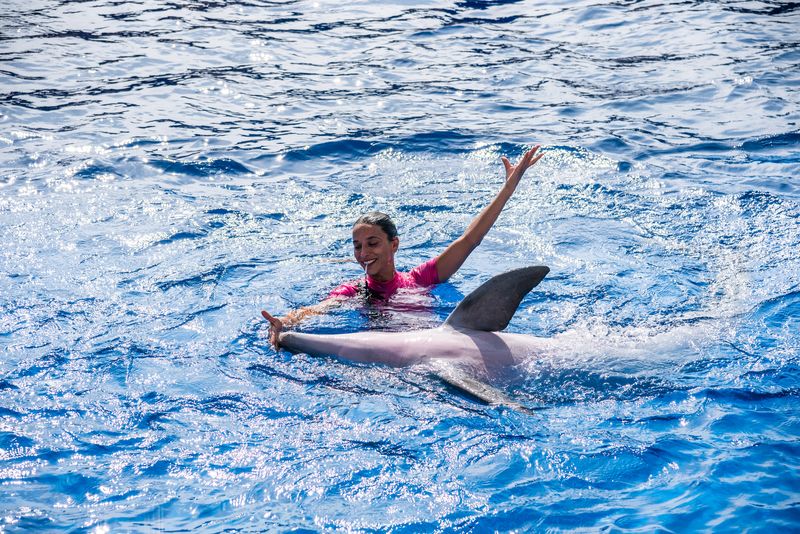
[2,0,800,531]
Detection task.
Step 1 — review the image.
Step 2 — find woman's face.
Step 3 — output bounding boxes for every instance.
[352,223,398,280]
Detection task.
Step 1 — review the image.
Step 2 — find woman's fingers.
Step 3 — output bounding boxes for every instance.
[261,310,280,327]
[526,146,543,168]
[518,145,542,173]
[261,310,283,349]
[524,145,540,164]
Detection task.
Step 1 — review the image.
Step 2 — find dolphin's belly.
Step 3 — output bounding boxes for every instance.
[421,329,544,377]
[412,330,480,360]
[281,328,548,374]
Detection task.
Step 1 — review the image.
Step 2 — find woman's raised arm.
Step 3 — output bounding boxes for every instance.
[435,145,543,282]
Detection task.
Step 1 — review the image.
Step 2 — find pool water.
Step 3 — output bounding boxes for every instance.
[1,0,799,531]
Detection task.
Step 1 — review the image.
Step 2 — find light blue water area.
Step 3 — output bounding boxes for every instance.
[2,0,800,531]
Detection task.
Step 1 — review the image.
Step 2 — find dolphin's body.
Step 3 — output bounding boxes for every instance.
[279,266,551,406]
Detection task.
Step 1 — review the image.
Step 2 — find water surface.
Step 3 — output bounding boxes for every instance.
[1,0,799,531]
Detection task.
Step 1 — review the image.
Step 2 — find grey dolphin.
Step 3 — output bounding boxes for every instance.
[278,266,551,408]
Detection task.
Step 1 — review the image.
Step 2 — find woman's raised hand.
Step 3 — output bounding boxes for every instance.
[261,310,283,349]
[501,145,543,189]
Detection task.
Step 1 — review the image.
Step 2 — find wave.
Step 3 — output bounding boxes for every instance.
[147,157,252,177]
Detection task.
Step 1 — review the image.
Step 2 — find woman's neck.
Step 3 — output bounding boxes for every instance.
[370,263,396,283]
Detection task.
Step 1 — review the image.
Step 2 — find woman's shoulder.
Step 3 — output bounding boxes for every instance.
[407,256,440,286]
[328,280,360,298]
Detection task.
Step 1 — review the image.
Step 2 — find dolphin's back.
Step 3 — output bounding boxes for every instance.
[444,266,549,332]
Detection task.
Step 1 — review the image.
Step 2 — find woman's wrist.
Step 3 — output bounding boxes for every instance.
[495,185,515,205]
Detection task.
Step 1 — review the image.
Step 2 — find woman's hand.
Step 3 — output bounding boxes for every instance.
[261,310,283,349]
[260,299,341,351]
[501,145,543,190]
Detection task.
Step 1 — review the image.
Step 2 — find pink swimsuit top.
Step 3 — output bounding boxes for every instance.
[328,257,440,300]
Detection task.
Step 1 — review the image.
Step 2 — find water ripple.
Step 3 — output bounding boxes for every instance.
[1,0,799,531]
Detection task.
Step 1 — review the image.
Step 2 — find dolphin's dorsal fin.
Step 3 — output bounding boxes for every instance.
[444,266,549,332]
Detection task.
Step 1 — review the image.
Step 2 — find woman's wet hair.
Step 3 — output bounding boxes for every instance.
[354,211,398,241]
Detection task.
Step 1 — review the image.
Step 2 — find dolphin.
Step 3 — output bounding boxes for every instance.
[277,266,551,409]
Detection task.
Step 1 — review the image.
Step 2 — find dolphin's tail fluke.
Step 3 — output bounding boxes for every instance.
[444,266,549,332]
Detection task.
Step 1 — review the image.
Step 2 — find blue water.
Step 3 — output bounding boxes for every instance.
[2,0,799,531]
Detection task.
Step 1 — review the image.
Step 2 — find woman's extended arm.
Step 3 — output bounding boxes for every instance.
[435,145,543,283]
[261,298,342,349]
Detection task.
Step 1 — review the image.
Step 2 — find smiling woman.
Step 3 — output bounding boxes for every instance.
[261,145,544,349]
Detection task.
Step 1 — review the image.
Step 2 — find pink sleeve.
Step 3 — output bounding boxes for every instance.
[327,281,359,299]
[409,257,440,287]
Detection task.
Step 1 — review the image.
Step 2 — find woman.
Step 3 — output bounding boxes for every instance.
[262,145,543,348]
